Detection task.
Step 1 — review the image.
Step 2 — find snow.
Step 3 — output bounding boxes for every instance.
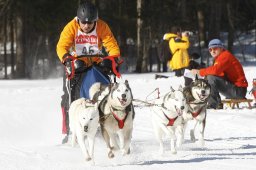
[0,66,256,170]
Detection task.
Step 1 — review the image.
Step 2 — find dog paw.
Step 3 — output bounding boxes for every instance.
[121,149,126,156]
[85,157,92,161]
[108,151,115,158]
[88,159,95,166]
[110,146,118,151]
[127,148,130,154]
[120,148,130,156]
[190,130,196,142]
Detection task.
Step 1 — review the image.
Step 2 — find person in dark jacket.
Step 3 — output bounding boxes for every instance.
[184,52,204,86]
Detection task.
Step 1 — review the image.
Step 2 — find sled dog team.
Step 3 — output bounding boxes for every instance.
[68,77,211,164]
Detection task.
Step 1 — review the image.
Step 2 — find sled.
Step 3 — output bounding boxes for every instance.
[221,98,253,109]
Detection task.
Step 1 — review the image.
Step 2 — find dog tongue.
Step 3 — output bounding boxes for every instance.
[119,98,127,106]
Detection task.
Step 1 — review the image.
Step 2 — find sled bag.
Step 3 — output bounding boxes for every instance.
[80,66,110,99]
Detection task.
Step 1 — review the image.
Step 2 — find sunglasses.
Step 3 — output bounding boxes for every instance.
[209,47,219,52]
[80,21,94,25]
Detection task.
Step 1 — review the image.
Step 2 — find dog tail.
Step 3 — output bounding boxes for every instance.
[89,82,102,100]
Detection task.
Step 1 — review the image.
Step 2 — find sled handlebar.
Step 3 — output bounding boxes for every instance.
[76,54,105,58]
[64,54,122,79]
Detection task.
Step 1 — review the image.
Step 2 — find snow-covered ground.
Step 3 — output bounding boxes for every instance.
[0,66,256,170]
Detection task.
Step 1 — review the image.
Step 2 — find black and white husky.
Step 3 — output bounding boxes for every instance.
[183,76,211,146]
[151,86,186,154]
[89,80,135,158]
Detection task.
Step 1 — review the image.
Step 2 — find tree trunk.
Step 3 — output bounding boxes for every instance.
[10,10,15,77]
[197,10,206,48]
[15,15,26,78]
[135,0,143,73]
[3,15,7,79]
[227,0,237,54]
[196,8,207,64]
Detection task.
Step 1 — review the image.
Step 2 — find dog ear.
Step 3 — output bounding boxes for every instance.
[125,79,129,85]
[124,79,131,89]
[183,86,193,102]
[170,86,175,92]
[94,102,99,110]
[195,74,199,80]
[178,85,183,91]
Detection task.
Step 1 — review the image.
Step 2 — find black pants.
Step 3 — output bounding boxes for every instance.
[184,77,193,87]
[207,75,247,108]
[174,68,185,77]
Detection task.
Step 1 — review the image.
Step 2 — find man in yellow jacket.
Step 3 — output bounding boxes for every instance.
[163,28,190,77]
[56,1,120,144]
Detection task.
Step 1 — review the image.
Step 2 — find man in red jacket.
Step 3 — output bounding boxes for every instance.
[191,39,248,109]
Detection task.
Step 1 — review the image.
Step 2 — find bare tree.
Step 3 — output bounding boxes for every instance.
[136,0,143,72]
[15,14,26,78]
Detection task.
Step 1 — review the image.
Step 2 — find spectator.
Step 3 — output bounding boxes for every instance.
[158,39,170,72]
[191,39,248,109]
[163,27,190,77]
[148,39,160,72]
[184,52,203,86]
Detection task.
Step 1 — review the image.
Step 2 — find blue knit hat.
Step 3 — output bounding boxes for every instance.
[208,39,224,49]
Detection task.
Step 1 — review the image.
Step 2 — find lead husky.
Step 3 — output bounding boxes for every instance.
[151,86,186,154]
[182,76,211,146]
[69,98,99,164]
[89,80,135,158]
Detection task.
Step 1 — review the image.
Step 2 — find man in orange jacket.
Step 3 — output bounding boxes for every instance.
[191,39,248,109]
[56,1,120,143]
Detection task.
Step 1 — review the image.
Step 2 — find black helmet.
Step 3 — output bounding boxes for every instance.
[77,1,98,23]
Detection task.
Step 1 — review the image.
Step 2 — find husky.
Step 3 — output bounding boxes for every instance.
[69,98,99,164]
[89,80,135,158]
[151,86,186,154]
[182,76,211,146]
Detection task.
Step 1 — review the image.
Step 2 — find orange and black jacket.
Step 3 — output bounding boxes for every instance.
[56,17,120,66]
[199,50,248,88]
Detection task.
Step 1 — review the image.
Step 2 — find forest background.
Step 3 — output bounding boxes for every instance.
[0,0,255,79]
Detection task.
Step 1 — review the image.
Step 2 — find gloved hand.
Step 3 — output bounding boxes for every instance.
[99,58,112,74]
[62,55,74,76]
[62,55,73,66]
[114,57,124,66]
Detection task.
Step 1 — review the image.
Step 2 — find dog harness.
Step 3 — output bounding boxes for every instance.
[164,114,178,126]
[190,107,203,118]
[161,109,178,126]
[160,101,179,126]
[111,107,129,129]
